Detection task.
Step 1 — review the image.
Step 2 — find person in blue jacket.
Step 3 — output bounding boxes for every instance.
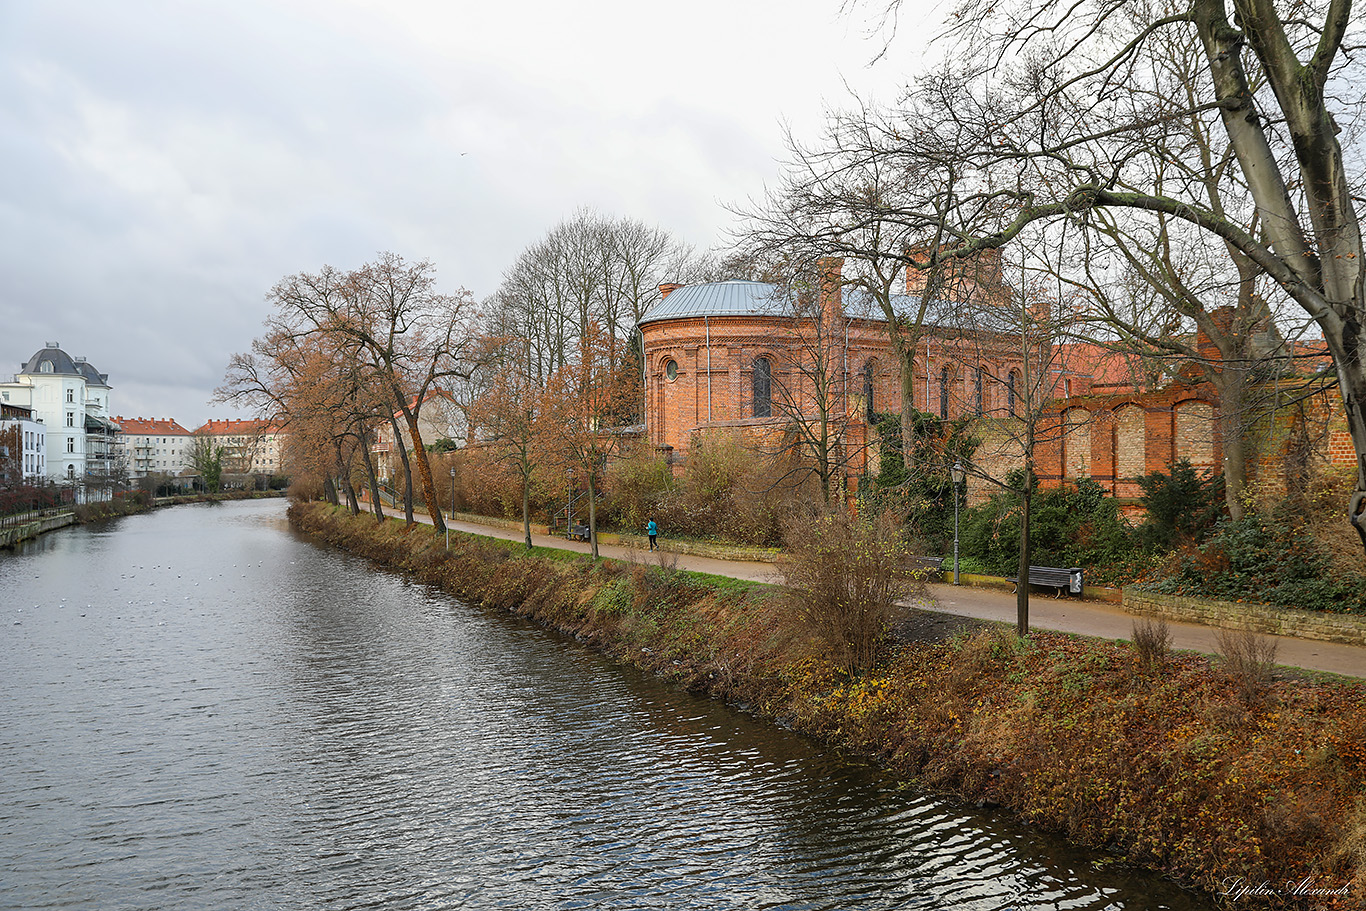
[647,517,658,551]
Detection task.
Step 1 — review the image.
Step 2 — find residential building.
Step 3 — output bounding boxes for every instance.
[0,401,46,482]
[194,419,287,476]
[371,390,465,484]
[0,343,121,485]
[115,417,194,480]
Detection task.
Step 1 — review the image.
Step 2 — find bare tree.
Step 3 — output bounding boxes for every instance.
[272,253,481,533]
[537,322,638,558]
[742,100,1032,490]
[852,0,1366,548]
[219,290,392,517]
[1030,11,1313,519]
[751,261,881,505]
[491,209,708,404]
[467,334,544,548]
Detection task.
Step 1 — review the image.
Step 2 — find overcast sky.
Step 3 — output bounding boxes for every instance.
[2,0,943,428]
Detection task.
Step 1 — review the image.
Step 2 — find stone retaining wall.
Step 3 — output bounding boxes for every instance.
[0,513,75,548]
[1123,589,1366,646]
[453,512,550,536]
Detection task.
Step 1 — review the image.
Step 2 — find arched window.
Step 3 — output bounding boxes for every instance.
[1175,400,1216,470]
[1007,371,1019,416]
[862,360,877,424]
[752,357,771,418]
[1064,408,1091,478]
[939,366,951,419]
[1115,405,1145,480]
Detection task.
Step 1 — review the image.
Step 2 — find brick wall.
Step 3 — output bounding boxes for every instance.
[1036,383,1223,494]
[643,311,1030,461]
[642,284,1357,500]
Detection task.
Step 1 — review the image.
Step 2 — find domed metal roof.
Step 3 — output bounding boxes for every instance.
[20,345,80,376]
[18,345,108,383]
[638,280,909,328]
[638,281,790,327]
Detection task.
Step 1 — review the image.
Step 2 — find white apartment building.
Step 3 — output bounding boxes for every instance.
[0,401,45,482]
[0,343,120,483]
[194,419,287,476]
[115,417,193,480]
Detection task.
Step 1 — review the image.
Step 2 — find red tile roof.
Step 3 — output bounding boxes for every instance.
[392,389,456,421]
[193,418,284,435]
[113,416,193,435]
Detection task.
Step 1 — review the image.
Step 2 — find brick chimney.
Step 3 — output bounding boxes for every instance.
[659,283,682,299]
[817,257,844,327]
[904,245,1005,301]
[1195,307,1234,363]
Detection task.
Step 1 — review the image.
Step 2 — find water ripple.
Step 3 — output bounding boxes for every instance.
[0,501,1212,910]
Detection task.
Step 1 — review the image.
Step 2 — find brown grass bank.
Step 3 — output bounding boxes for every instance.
[290,502,1365,909]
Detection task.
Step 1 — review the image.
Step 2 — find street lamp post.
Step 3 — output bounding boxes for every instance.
[951,460,966,586]
[447,466,456,550]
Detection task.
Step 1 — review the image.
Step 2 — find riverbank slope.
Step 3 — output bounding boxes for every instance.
[291,502,1365,909]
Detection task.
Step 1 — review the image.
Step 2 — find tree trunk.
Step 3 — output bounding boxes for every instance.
[343,476,360,516]
[874,287,924,480]
[1016,472,1032,638]
[1212,369,1248,521]
[1329,352,1366,548]
[818,410,832,505]
[323,475,338,507]
[587,469,598,559]
[385,410,415,526]
[357,435,385,522]
[400,407,447,535]
[521,468,532,549]
[337,444,360,516]
[899,348,918,478]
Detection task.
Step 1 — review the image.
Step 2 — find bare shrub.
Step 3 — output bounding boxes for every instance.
[653,548,680,574]
[1214,626,1278,703]
[598,448,673,533]
[1302,463,1362,573]
[645,431,799,546]
[1328,798,1366,906]
[1131,616,1171,670]
[781,508,924,674]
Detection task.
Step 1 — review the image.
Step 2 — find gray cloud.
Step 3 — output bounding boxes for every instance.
[1,0,933,427]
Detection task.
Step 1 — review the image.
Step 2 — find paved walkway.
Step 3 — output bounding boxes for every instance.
[373,504,1365,679]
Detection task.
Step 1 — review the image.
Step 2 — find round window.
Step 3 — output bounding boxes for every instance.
[665,359,678,381]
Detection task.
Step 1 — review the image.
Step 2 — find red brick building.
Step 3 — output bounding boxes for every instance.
[640,258,1351,501]
[639,256,1036,474]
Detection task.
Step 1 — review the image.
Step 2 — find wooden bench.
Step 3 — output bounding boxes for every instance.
[909,555,945,578]
[1008,565,1084,597]
[568,523,591,542]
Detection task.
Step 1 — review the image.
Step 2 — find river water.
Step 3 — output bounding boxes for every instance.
[0,499,1214,910]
